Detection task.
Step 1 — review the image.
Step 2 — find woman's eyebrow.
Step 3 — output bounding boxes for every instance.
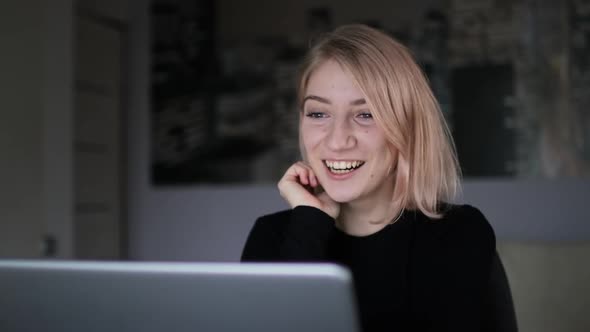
[350,98,366,106]
[303,96,366,106]
[303,95,331,105]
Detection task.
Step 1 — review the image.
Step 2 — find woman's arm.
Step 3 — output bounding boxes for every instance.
[241,206,336,262]
[242,161,339,262]
[278,206,335,261]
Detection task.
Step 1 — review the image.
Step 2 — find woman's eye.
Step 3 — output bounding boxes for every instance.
[305,112,327,119]
[356,112,373,119]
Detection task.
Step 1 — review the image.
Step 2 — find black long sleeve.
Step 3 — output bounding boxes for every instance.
[241,204,496,332]
[242,206,335,261]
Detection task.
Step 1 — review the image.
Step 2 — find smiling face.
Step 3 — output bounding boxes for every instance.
[300,60,397,204]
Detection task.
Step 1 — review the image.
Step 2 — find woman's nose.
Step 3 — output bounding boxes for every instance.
[326,119,356,151]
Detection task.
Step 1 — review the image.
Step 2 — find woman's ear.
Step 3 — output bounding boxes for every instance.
[386,146,400,176]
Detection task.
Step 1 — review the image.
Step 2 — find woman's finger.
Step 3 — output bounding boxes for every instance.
[295,162,317,187]
[310,172,318,187]
[293,163,309,185]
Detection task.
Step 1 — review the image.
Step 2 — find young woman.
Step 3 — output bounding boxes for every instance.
[242,24,496,332]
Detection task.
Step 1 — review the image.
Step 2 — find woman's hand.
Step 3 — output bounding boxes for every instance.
[278,162,340,219]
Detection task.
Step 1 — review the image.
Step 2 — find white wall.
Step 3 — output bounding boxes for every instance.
[128,0,590,262]
[0,1,45,257]
[0,0,73,258]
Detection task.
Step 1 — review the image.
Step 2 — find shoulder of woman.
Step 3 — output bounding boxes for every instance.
[442,203,493,226]
[251,209,293,233]
[243,207,335,262]
[256,209,293,223]
[252,205,334,233]
[415,204,496,251]
[445,204,495,240]
[241,209,293,262]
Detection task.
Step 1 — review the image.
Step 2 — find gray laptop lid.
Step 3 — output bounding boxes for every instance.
[0,260,360,332]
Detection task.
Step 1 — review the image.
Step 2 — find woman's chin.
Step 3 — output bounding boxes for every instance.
[322,188,358,204]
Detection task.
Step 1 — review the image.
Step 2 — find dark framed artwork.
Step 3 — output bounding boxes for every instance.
[150,0,590,185]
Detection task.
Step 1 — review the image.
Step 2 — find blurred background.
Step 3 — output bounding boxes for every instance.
[151,0,590,185]
[1,0,589,331]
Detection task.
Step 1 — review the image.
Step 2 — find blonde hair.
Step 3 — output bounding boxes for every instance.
[297,24,461,218]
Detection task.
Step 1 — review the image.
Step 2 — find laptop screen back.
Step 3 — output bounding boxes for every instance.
[0,260,360,332]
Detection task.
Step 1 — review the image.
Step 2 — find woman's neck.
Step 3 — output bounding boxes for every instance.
[336,194,399,237]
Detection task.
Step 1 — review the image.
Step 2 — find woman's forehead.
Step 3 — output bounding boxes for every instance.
[305,60,366,102]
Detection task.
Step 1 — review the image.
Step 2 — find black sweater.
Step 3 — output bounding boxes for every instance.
[241,205,496,332]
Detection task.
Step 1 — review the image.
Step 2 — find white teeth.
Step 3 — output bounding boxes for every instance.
[324,160,365,172]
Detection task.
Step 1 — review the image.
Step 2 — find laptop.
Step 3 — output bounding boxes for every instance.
[0,260,360,332]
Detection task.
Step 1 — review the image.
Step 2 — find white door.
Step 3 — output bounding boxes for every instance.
[73,12,125,259]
